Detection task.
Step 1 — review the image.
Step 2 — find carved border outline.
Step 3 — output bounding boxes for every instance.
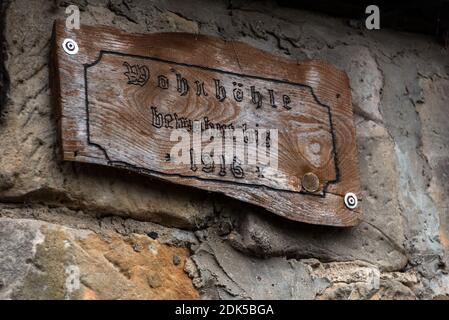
[83,50,340,197]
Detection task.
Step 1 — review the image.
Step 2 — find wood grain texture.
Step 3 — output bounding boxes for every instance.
[51,20,362,227]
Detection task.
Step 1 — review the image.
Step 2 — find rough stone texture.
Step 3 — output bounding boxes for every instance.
[190,234,321,300]
[418,76,449,258]
[225,206,407,271]
[0,0,448,299]
[305,259,417,300]
[0,217,199,299]
[185,226,418,300]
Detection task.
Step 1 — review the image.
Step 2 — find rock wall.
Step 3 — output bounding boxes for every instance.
[0,0,448,300]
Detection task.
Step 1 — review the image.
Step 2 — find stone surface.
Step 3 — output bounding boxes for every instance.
[0,1,5,121]
[319,45,384,122]
[417,76,449,262]
[0,0,448,299]
[0,217,199,299]
[186,227,419,300]
[190,230,324,300]
[225,208,407,271]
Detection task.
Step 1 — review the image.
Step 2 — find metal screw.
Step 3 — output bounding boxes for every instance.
[62,38,79,55]
[302,172,320,193]
[344,192,358,210]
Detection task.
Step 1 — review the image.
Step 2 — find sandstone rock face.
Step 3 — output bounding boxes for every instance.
[0,0,448,299]
[0,217,198,299]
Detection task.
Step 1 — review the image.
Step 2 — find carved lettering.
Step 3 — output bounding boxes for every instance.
[214,79,227,102]
[201,153,215,173]
[123,62,150,86]
[251,86,263,108]
[233,82,244,102]
[194,80,208,96]
[268,89,277,108]
[176,73,189,96]
[231,156,244,178]
[151,106,163,128]
[157,75,169,89]
[282,95,292,110]
[189,148,198,172]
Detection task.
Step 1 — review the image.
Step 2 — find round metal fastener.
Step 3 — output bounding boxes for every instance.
[302,172,320,193]
[344,192,358,210]
[62,38,79,55]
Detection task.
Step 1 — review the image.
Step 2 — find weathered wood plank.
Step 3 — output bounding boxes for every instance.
[51,20,362,227]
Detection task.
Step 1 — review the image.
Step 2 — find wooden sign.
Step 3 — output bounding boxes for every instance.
[51,21,362,227]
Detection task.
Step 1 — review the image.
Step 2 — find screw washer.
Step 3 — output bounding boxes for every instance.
[344,192,358,210]
[62,38,79,55]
